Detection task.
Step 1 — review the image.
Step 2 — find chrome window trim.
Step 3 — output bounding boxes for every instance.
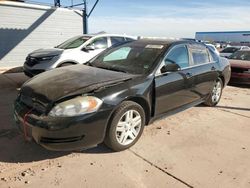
[180,61,214,70]
[155,61,215,77]
[155,43,218,77]
[155,44,189,76]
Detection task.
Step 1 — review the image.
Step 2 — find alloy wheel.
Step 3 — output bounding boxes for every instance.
[212,80,222,103]
[115,110,142,146]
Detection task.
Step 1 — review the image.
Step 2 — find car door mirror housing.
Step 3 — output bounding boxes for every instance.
[160,63,180,73]
[82,45,95,52]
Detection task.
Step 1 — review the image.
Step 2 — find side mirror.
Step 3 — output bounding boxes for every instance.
[82,45,95,52]
[160,61,180,73]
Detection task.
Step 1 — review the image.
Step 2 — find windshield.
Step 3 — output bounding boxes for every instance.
[56,36,91,49]
[229,51,250,61]
[89,42,165,74]
[221,47,240,53]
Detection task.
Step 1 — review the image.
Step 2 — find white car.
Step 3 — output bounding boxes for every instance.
[220,46,250,58]
[23,34,137,77]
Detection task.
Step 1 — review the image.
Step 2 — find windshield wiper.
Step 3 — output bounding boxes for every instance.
[94,65,127,73]
[106,67,127,73]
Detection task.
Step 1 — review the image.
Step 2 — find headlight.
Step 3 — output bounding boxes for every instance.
[49,96,102,117]
[39,56,57,61]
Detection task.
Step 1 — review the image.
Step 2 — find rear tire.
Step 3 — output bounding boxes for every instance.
[104,101,145,152]
[204,78,223,106]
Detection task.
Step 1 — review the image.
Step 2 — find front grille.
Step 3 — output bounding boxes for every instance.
[231,67,248,73]
[19,94,47,114]
[40,136,84,144]
[25,56,39,67]
[20,95,33,107]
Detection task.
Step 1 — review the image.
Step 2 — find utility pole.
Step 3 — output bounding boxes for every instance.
[54,0,61,7]
[65,0,99,34]
[83,0,88,34]
[82,0,99,34]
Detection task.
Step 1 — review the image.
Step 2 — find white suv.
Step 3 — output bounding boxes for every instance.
[23,34,137,77]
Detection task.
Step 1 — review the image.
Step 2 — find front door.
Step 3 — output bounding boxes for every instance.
[154,44,196,115]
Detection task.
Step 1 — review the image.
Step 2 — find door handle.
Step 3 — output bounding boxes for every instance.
[185,72,192,78]
[211,66,216,71]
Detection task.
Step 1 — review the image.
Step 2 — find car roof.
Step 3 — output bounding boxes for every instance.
[132,38,203,47]
[81,33,137,38]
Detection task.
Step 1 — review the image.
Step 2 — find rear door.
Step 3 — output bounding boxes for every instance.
[186,44,219,100]
[154,44,197,115]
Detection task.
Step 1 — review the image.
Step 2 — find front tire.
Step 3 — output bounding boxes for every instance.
[204,78,223,106]
[105,101,145,151]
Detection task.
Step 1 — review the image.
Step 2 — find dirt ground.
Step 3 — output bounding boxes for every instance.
[0,73,249,188]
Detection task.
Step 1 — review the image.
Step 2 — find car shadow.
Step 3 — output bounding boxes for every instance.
[0,129,70,163]
[0,128,113,164]
[215,105,250,111]
[228,83,250,88]
[82,144,113,154]
[197,104,250,111]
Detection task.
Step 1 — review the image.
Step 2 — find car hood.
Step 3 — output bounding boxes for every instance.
[21,65,136,103]
[229,59,250,69]
[29,48,63,58]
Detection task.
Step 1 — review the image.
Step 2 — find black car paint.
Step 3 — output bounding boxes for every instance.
[21,65,136,103]
[14,40,231,151]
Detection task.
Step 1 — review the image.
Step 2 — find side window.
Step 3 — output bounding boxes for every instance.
[125,37,135,42]
[165,45,189,68]
[110,37,126,46]
[191,49,210,65]
[89,37,108,49]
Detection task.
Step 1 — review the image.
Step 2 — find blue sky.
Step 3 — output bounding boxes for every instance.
[29,0,250,37]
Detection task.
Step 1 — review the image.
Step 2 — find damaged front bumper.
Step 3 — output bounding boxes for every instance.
[13,100,112,151]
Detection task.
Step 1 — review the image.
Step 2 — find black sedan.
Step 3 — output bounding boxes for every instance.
[14,39,231,151]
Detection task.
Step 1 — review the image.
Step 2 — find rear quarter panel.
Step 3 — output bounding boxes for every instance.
[218,57,231,86]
